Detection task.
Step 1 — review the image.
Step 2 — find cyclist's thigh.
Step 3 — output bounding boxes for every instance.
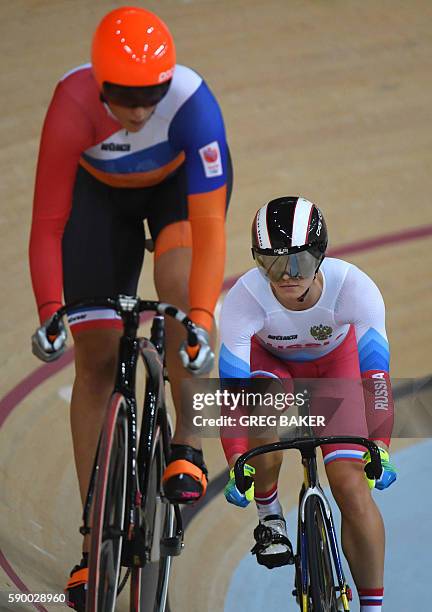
[153,247,191,311]
[147,166,192,305]
[250,336,294,395]
[315,327,368,465]
[73,327,122,378]
[247,337,297,439]
[62,166,147,336]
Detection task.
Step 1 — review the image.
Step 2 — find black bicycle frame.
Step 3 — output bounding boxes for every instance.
[68,297,191,562]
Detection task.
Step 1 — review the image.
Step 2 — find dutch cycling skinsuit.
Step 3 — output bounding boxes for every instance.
[29,63,232,333]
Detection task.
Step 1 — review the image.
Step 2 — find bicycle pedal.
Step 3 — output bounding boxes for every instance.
[160,536,184,556]
[121,540,149,567]
[256,551,294,569]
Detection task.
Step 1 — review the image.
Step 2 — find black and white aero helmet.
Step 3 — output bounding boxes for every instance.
[251,196,328,281]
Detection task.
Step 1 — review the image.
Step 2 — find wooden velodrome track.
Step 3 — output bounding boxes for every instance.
[1,1,431,610]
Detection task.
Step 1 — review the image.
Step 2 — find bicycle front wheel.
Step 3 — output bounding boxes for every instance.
[87,393,129,612]
[305,495,338,612]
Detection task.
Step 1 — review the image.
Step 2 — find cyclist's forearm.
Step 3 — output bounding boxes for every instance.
[29,220,64,323]
[188,188,226,331]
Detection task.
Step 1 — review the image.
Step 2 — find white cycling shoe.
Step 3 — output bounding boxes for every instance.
[251,514,294,569]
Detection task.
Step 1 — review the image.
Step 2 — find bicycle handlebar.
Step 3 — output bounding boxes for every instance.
[45,295,199,348]
[234,435,383,493]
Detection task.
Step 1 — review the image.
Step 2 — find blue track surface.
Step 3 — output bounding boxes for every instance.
[225,440,432,611]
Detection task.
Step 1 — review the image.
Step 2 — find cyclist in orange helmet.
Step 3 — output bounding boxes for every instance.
[29,7,232,609]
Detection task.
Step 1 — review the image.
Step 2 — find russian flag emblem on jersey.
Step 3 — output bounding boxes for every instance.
[199,141,223,177]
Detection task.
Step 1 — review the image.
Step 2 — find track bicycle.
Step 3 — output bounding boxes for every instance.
[48,295,200,612]
[234,436,382,612]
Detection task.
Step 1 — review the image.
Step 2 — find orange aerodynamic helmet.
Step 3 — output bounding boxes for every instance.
[91,6,176,88]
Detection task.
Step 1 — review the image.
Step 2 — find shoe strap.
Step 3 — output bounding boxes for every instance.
[251,523,292,555]
[262,514,284,522]
[66,567,88,589]
[162,459,208,495]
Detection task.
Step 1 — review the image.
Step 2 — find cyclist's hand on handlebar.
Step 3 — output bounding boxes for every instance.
[224,463,255,508]
[179,326,214,375]
[32,318,67,362]
[363,447,397,490]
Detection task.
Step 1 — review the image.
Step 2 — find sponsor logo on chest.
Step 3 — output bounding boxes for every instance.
[101,143,131,152]
[264,324,335,349]
[267,334,298,340]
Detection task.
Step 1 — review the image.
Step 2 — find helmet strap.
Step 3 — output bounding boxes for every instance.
[296,265,321,303]
[315,255,325,273]
[296,286,311,303]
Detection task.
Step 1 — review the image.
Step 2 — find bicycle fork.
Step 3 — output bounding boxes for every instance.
[296,482,352,611]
